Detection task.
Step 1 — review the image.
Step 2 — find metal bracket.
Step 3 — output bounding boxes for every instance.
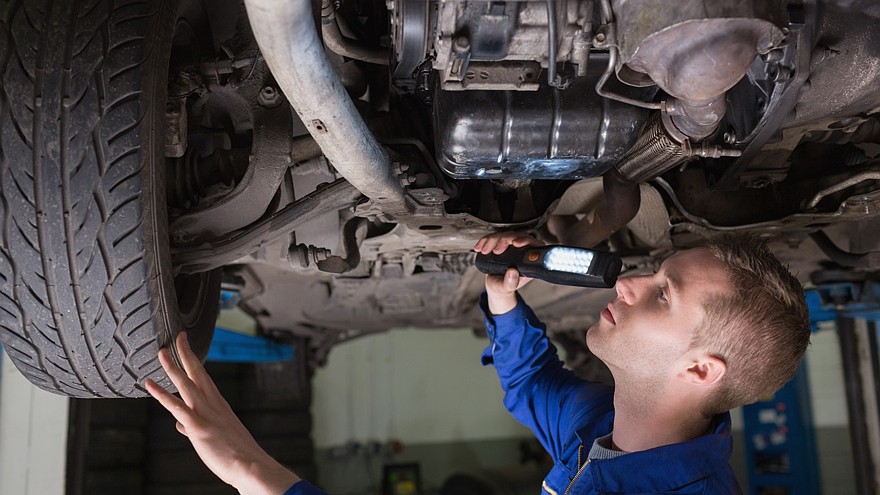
[169,93,296,245]
[172,179,363,274]
[714,4,815,190]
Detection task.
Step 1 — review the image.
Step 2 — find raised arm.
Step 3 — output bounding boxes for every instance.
[475,232,613,462]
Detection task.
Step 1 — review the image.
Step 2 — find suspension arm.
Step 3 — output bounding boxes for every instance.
[171,179,363,274]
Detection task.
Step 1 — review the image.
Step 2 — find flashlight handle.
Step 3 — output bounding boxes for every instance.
[475,245,621,288]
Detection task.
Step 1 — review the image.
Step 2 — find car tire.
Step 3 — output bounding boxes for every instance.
[0,0,221,397]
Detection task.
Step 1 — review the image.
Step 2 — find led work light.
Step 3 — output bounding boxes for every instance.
[475,245,622,288]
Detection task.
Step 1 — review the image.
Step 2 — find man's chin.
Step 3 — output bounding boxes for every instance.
[585,325,600,350]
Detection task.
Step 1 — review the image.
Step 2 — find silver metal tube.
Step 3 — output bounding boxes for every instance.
[323,20,389,66]
[244,0,406,208]
[546,1,559,88]
[595,46,663,110]
[806,172,880,209]
[594,1,662,110]
[320,0,389,66]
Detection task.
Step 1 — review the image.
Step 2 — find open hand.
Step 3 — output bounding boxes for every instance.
[145,332,300,495]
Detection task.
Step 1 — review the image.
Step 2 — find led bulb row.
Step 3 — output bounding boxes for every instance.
[543,247,595,274]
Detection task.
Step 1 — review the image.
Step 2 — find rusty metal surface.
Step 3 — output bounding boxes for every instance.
[244,0,407,209]
[169,99,295,244]
[172,179,363,274]
[180,0,880,348]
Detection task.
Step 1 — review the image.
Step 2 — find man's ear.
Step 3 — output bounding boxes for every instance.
[681,354,727,386]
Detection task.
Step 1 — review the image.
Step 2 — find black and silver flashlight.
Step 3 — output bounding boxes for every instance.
[475,245,622,288]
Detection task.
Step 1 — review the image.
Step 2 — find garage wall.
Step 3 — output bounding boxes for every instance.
[804,327,856,495]
[312,327,535,493]
[313,327,531,447]
[0,350,69,495]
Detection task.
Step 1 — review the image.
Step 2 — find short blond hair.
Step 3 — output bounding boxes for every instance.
[693,234,810,416]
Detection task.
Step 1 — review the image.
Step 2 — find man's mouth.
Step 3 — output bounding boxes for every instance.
[601,304,616,325]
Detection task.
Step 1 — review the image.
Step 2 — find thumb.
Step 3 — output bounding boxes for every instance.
[504,268,520,291]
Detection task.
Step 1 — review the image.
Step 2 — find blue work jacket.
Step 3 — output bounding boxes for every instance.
[284,480,327,495]
[480,292,742,495]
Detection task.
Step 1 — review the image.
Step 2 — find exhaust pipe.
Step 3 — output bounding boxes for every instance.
[244,0,406,210]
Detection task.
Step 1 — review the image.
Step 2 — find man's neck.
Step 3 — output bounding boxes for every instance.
[609,382,713,453]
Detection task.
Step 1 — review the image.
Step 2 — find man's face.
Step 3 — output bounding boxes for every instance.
[586,248,732,382]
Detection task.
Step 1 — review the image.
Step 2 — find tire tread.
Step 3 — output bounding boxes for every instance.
[0,0,174,397]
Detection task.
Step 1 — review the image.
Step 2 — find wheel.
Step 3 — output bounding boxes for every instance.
[0,0,222,397]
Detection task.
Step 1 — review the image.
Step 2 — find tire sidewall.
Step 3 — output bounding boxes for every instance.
[141,0,219,368]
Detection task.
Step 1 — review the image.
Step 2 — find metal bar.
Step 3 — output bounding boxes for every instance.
[64,400,89,495]
[244,0,406,209]
[837,317,877,495]
[546,1,560,88]
[172,178,362,274]
[321,3,389,66]
[806,172,880,209]
[593,0,662,110]
[866,320,880,491]
[809,230,880,269]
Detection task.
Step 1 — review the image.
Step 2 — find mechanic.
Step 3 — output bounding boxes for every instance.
[145,332,328,495]
[473,231,810,494]
[144,231,808,495]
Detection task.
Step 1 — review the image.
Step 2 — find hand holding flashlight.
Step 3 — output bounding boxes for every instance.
[474,232,543,314]
[474,232,622,314]
[476,245,621,288]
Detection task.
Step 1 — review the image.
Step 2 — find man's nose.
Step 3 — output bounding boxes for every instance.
[615,275,649,305]
[615,277,634,304]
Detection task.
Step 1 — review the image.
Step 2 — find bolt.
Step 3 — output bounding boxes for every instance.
[594,32,606,44]
[315,247,330,262]
[453,36,470,53]
[750,176,772,189]
[723,131,736,145]
[774,65,792,82]
[761,49,784,64]
[258,85,282,107]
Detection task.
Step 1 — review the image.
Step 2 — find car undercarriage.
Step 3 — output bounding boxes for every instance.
[0,0,879,397]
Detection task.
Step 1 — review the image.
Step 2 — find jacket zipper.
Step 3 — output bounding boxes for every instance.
[563,445,590,495]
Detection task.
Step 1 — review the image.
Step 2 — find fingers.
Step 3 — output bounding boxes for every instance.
[145,378,193,425]
[157,345,205,408]
[511,236,543,248]
[474,232,543,254]
[175,332,208,384]
[176,421,189,437]
[175,332,227,406]
[474,234,519,254]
